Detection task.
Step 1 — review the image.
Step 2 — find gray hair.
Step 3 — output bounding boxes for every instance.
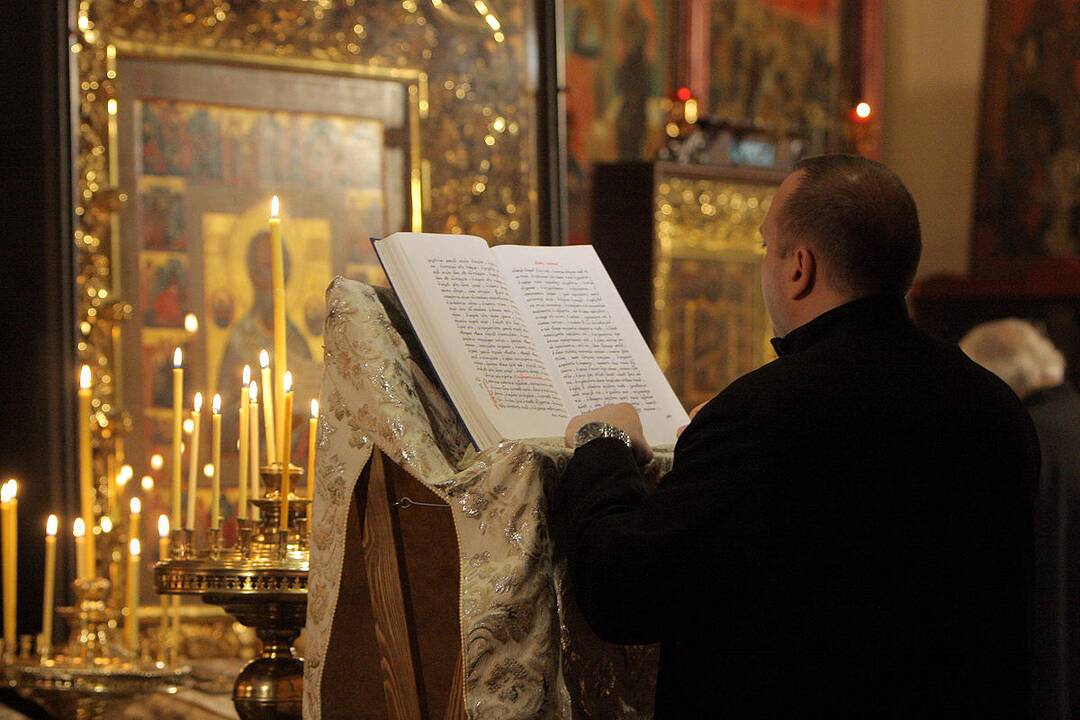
[959,318,1066,398]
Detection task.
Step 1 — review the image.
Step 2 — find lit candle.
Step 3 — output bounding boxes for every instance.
[73,517,87,582]
[102,516,119,592]
[259,350,277,465]
[41,515,57,657]
[269,196,287,460]
[126,538,140,652]
[279,372,294,530]
[248,382,260,521]
[78,365,96,579]
[1,480,17,651]
[238,366,250,521]
[150,453,164,472]
[211,393,222,530]
[186,393,203,531]
[140,475,154,492]
[157,514,169,663]
[115,464,133,515]
[307,399,318,530]
[129,496,141,547]
[171,349,183,531]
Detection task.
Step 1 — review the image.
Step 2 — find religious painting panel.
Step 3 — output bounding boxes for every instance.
[653,170,776,408]
[564,0,673,243]
[72,0,541,609]
[707,0,842,154]
[112,57,411,538]
[972,0,1079,264]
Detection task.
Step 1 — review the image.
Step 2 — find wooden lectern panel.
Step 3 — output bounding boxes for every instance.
[321,450,465,719]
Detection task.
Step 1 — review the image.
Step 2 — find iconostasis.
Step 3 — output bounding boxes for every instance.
[72,0,542,597]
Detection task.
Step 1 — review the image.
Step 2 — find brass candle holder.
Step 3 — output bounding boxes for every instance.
[155,463,309,720]
[1,576,189,719]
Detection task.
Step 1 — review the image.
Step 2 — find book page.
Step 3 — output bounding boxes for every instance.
[426,255,566,416]
[377,234,570,447]
[493,245,689,446]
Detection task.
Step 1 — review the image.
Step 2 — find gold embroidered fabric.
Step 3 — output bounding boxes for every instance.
[305,277,669,719]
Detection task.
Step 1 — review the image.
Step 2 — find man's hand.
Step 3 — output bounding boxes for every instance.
[565,402,653,464]
[676,399,711,438]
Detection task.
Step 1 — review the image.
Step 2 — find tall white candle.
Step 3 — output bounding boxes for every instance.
[73,518,87,582]
[249,382,261,521]
[129,496,141,547]
[238,366,251,521]
[125,538,141,652]
[259,350,277,465]
[41,515,57,657]
[1,480,17,651]
[269,197,287,462]
[210,394,222,529]
[186,393,203,530]
[78,366,96,579]
[171,349,184,531]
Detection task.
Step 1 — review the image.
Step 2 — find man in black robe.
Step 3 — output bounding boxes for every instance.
[962,318,1080,720]
[553,154,1040,717]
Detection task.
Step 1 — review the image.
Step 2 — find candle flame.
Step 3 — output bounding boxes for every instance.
[203,463,215,478]
[212,393,222,414]
[242,364,251,385]
[140,475,154,491]
[173,347,183,368]
[73,517,86,538]
[193,392,203,412]
[311,398,319,418]
[284,371,294,393]
[46,514,58,536]
[150,453,164,470]
[129,538,141,556]
[270,195,280,219]
[117,464,133,486]
[107,98,117,116]
[158,514,169,537]
[249,381,259,401]
[184,313,199,334]
[99,516,113,533]
[259,349,270,369]
[1,480,15,503]
[182,418,194,435]
[130,496,141,514]
[80,364,92,389]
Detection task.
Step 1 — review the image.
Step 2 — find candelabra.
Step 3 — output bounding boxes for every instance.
[1,576,189,719]
[155,463,309,720]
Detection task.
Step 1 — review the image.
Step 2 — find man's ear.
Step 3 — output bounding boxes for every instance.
[788,246,816,300]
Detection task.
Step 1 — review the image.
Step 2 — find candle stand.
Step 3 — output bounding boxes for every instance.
[1,576,189,719]
[155,464,308,720]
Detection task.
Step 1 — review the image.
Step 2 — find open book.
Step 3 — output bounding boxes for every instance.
[373,233,690,450]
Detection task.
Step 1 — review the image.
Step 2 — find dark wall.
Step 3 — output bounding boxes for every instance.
[0,0,74,639]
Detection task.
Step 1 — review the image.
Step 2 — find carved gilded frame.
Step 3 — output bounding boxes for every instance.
[70,0,540,592]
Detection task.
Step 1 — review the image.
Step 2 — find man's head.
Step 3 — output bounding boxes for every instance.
[960,319,1065,398]
[759,154,922,335]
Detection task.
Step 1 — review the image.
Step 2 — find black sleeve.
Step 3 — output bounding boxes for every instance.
[551,413,782,646]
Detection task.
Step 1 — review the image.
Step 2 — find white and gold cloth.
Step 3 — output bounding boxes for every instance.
[304,278,666,719]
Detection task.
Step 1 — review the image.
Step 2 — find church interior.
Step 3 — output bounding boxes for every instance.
[0,0,1078,718]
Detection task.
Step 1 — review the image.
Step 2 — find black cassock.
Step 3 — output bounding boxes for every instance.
[1025,383,1080,720]
[552,295,1039,719]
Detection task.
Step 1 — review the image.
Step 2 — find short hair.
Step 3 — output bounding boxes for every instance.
[959,318,1065,398]
[779,154,922,296]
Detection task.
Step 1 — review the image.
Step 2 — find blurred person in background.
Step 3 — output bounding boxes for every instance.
[962,318,1080,720]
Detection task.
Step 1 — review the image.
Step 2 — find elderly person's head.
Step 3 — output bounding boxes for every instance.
[959,319,1066,398]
